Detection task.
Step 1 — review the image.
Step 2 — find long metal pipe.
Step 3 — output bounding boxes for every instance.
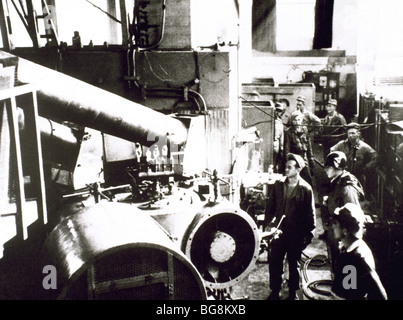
[0,51,188,147]
[38,117,82,171]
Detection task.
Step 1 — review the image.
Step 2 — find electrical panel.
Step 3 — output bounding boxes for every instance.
[303,71,340,118]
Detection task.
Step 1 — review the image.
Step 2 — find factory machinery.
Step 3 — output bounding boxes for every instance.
[0,49,262,300]
[0,0,325,300]
[0,0,272,300]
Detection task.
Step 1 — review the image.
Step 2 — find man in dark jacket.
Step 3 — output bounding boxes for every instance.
[264,153,316,300]
[321,151,365,272]
[284,110,313,186]
[330,203,387,300]
[330,122,377,197]
[322,98,347,159]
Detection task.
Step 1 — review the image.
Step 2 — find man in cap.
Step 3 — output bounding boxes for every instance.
[284,110,313,186]
[321,151,364,271]
[330,203,387,300]
[322,99,347,159]
[273,101,285,172]
[330,122,377,196]
[294,95,321,178]
[264,153,316,300]
[295,95,321,129]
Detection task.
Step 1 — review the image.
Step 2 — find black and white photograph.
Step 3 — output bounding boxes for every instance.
[0,0,402,308]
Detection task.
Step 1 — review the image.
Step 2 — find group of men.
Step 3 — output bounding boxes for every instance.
[265,95,387,300]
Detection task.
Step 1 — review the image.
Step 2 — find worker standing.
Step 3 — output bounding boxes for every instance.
[295,95,321,178]
[264,153,316,300]
[273,101,285,173]
[321,151,364,272]
[330,122,377,197]
[284,110,313,186]
[322,99,347,159]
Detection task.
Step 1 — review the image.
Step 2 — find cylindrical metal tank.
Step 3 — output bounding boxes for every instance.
[42,201,207,300]
[0,51,188,147]
[135,191,261,291]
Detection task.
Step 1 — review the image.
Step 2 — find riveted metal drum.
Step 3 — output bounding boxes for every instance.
[42,202,207,300]
[181,201,260,290]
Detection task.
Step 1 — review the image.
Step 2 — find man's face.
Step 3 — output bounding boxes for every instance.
[324,165,338,179]
[347,129,360,144]
[285,160,299,178]
[326,104,336,115]
[331,220,344,241]
[275,109,284,117]
[296,101,304,111]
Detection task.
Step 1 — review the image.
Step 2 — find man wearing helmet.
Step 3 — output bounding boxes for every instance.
[321,151,364,271]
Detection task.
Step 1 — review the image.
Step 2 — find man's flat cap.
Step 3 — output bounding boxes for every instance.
[286,153,305,169]
[275,102,285,111]
[296,95,306,103]
[327,99,337,106]
[346,122,360,131]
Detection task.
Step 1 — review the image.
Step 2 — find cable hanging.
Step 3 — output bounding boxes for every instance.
[239,95,403,131]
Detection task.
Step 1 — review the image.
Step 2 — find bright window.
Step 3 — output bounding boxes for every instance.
[253,0,318,52]
[276,0,316,50]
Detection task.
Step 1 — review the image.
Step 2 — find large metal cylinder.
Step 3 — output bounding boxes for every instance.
[0,51,188,147]
[136,193,261,291]
[38,118,81,171]
[42,202,207,300]
[180,202,260,290]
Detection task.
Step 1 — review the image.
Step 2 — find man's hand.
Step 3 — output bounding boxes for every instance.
[260,228,282,240]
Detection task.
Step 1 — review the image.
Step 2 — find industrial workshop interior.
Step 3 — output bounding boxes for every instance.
[0,0,402,303]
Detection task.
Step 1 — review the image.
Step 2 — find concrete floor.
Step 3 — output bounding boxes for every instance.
[230,208,334,301]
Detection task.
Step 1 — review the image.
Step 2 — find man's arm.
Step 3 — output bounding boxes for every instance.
[330,140,343,153]
[340,185,361,206]
[365,269,388,300]
[308,111,322,128]
[264,182,277,227]
[363,145,377,171]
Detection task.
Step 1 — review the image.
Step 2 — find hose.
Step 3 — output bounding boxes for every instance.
[300,254,334,300]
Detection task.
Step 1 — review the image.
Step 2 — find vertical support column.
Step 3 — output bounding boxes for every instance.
[119,0,129,46]
[0,85,48,246]
[7,96,27,240]
[107,0,118,44]
[0,0,14,51]
[41,0,59,46]
[29,89,48,225]
[26,0,39,48]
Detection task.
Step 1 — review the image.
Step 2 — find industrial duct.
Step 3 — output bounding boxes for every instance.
[0,51,188,147]
[41,202,207,300]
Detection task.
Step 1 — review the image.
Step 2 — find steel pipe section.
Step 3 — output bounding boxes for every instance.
[0,51,187,147]
[42,201,207,300]
[181,201,260,290]
[38,117,81,171]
